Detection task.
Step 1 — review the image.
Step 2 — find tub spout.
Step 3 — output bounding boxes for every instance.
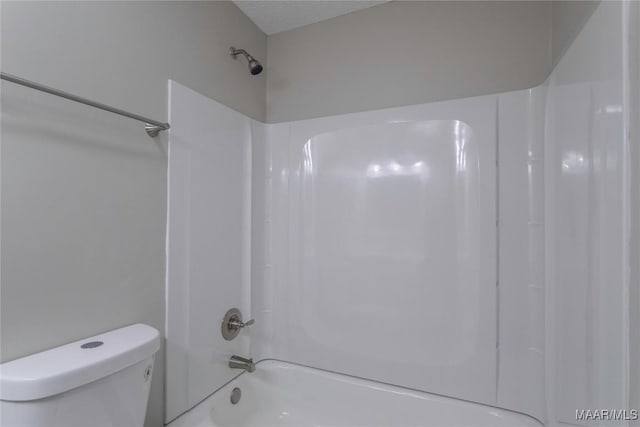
[229,355,255,373]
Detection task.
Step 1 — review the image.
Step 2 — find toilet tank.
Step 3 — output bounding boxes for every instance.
[0,324,160,427]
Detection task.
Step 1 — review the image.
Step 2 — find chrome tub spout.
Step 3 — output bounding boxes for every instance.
[229,355,255,373]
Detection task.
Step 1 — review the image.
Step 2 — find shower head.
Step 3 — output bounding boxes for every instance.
[230,47,263,76]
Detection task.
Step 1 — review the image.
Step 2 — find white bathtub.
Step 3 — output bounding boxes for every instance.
[168,360,542,427]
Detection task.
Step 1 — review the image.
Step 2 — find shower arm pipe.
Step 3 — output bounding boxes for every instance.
[0,72,170,137]
[230,47,249,56]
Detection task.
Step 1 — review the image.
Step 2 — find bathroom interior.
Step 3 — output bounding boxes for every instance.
[1,1,639,426]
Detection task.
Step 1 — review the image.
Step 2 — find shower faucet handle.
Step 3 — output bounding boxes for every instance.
[221,308,254,341]
[229,318,254,329]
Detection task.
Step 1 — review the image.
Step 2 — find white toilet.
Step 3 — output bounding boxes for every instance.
[0,323,160,427]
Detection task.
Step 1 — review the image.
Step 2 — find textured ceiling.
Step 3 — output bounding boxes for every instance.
[233,1,390,35]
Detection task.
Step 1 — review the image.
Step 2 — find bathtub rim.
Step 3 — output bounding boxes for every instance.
[166,358,544,426]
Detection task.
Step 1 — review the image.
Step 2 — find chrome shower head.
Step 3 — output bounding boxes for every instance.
[248,58,263,75]
[230,47,263,75]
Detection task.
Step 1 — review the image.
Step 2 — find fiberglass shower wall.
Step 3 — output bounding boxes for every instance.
[544,2,631,425]
[250,91,546,418]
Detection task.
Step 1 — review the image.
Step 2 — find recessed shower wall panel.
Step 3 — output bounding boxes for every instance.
[165,81,252,423]
[497,87,546,421]
[267,97,498,405]
[545,2,629,424]
[249,121,290,361]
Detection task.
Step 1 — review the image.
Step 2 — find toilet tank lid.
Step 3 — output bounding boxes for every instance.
[0,323,160,401]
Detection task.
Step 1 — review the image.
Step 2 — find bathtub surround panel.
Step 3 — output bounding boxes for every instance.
[545,2,629,425]
[497,88,546,421]
[250,122,293,362]
[249,121,290,361]
[166,81,252,423]
[259,96,498,405]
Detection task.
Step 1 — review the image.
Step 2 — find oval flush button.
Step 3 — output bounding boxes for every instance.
[81,341,104,349]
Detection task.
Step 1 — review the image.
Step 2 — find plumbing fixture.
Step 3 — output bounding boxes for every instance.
[221,308,254,341]
[230,387,242,404]
[230,47,263,75]
[229,355,255,373]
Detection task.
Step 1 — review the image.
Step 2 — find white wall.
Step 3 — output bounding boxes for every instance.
[266,1,552,123]
[0,3,266,426]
